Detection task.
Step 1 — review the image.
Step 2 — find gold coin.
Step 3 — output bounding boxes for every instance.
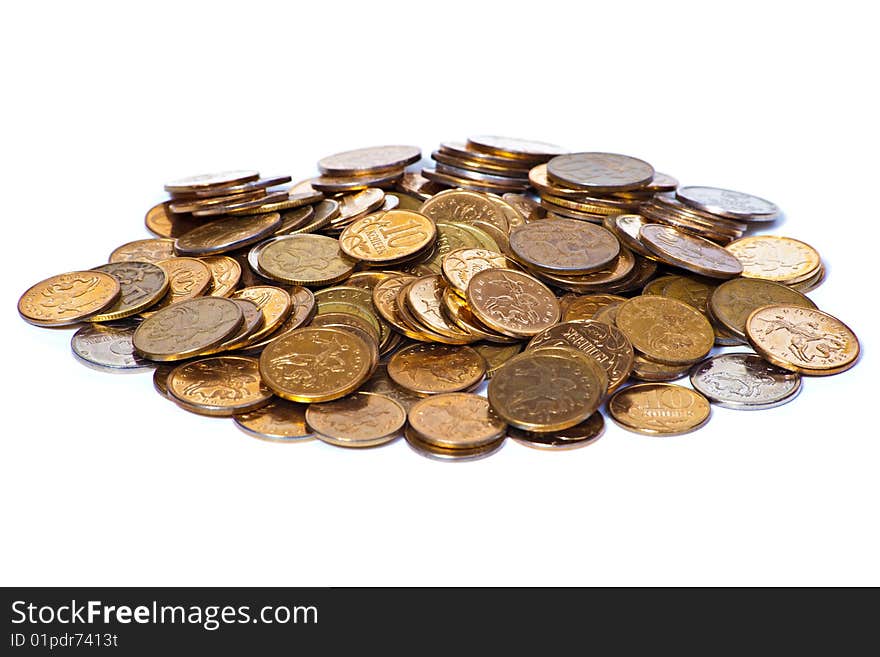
[441,247,508,297]
[174,212,281,256]
[709,278,816,339]
[419,189,509,233]
[639,224,743,279]
[529,248,636,292]
[528,163,586,199]
[205,298,264,352]
[192,174,293,198]
[405,275,475,341]
[359,363,424,411]
[408,393,507,449]
[343,270,401,291]
[110,238,175,264]
[404,425,506,462]
[604,213,656,259]
[745,305,859,376]
[313,285,385,337]
[422,167,525,194]
[371,275,427,341]
[387,343,485,394]
[141,257,213,317]
[466,268,560,338]
[339,210,436,263]
[274,205,315,235]
[725,235,821,284]
[509,412,605,450]
[336,188,386,222]
[169,188,267,214]
[233,399,314,442]
[440,141,536,168]
[312,169,403,193]
[546,152,654,192]
[592,302,623,326]
[167,355,272,416]
[224,191,324,216]
[144,201,201,239]
[471,341,522,377]
[259,327,373,402]
[615,295,714,366]
[311,311,381,344]
[200,255,241,297]
[508,218,619,275]
[466,135,566,162]
[18,271,121,327]
[561,294,627,322]
[286,199,340,235]
[153,362,175,398]
[431,149,531,177]
[231,286,292,345]
[488,346,608,432]
[630,354,691,381]
[657,274,715,314]
[242,286,316,351]
[88,262,168,322]
[441,288,514,343]
[306,392,405,448]
[395,280,473,344]
[133,296,244,361]
[164,170,259,193]
[397,171,443,199]
[608,383,711,435]
[318,145,421,176]
[256,234,357,287]
[315,301,384,345]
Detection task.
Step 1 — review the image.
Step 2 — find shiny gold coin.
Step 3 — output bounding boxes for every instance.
[440,141,536,168]
[310,311,381,344]
[133,296,244,361]
[289,178,321,196]
[615,295,714,366]
[395,280,473,344]
[205,298,264,352]
[592,302,623,326]
[312,169,403,193]
[18,271,121,327]
[509,412,605,450]
[242,286,316,351]
[630,354,691,381]
[274,205,315,235]
[608,383,711,435]
[110,238,176,264]
[419,189,509,233]
[343,270,400,291]
[339,210,436,263]
[467,135,566,162]
[603,213,656,259]
[306,392,405,448]
[141,257,213,317]
[466,268,560,338]
[561,294,627,322]
[371,275,427,341]
[259,327,373,402]
[315,301,384,344]
[286,199,339,235]
[639,224,743,279]
[225,191,324,216]
[200,255,241,297]
[790,263,826,293]
[657,274,716,314]
[408,393,507,449]
[441,247,508,297]
[88,261,168,322]
[164,170,259,193]
[528,163,587,199]
[709,278,816,339]
[189,191,288,217]
[642,275,678,295]
[387,343,485,395]
[441,288,514,343]
[233,399,314,442]
[390,190,426,211]
[169,188,266,214]
[152,362,175,398]
[725,235,821,284]
[145,202,201,239]
[405,275,475,341]
[256,234,356,287]
[167,355,272,416]
[359,363,424,411]
[509,218,619,275]
[472,341,523,377]
[174,212,281,256]
[318,145,421,176]
[335,187,386,221]
[231,286,292,345]
[404,425,506,462]
[745,305,859,376]
[191,174,292,198]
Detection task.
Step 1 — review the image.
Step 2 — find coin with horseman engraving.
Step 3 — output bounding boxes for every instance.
[745,305,859,376]
[658,275,716,315]
[167,356,272,416]
[709,278,816,339]
[509,412,605,451]
[630,354,691,381]
[488,346,608,432]
[404,425,506,462]
[441,247,509,297]
[257,234,357,286]
[387,343,485,395]
[110,238,176,264]
[89,261,169,321]
[689,353,801,410]
[164,170,259,193]
[408,393,507,450]
[174,212,281,256]
[133,296,243,361]
[419,189,509,233]
[202,298,263,352]
[608,383,711,435]
[274,205,314,235]
[466,269,560,338]
[442,287,515,343]
[605,214,655,258]
[615,296,714,365]
[676,186,779,222]
[233,399,314,442]
[200,255,241,298]
[639,224,743,279]
[242,286,316,351]
[509,219,619,274]
[318,145,421,176]
[306,392,406,448]
[259,327,373,402]
[339,210,436,263]
[18,271,121,327]
[231,286,292,344]
[224,190,324,216]
[466,135,567,161]
[192,174,293,198]
[725,236,821,284]
[141,257,213,317]
[547,152,654,192]
[145,202,201,239]
[527,320,634,392]
[405,275,475,341]
[532,248,636,292]
[71,321,152,372]
[561,294,627,322]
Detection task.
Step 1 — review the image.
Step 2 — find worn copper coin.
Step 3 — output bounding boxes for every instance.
[167,355,272,416]
[509,412,605,450]
[639,224,743,279]
[19,271,121,327]
[615,295,714,366]
[546,152,654,192]
[339,210,436,263]
[608,383,711,435]
[689,353,801,410]
[174,212,281,256]
[306,392,406,448]
[466,269,560,338]
[71,321,152,372]
[387,343,485,394]
[709,278,816,339]
[233,399,314,442]
[725,236,821,284]
[110,238,176,264]
[408,393,507,449]
[509,218,620,274]
[89,261,168,321]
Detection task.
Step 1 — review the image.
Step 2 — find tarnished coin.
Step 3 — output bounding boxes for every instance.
[312,170,403,193]
[19,271,121,327]
[257,234,357,287]
[466,269,560,338]
[318,145,421,176]
[466,135,566,161]
[561,294,627,322]
[142,257,213,317]
[488,346,608,432]
[306,392,406,448]
[259,327,373,402]
[405,275,475,341]
[174,212,281,256]
[242,286,316,351]
[639,224,743,279]
[419,189,509,233]
[509,218,620,274]
[133,296,243,361]
[725,236,821,284]
[223,191,323,216]
[527,320,634,392]
[164,170,259,193]
[630,354,691,381]
[689,353,801,410]
[676,186,779,222]
[71,321,152,372]
[200,255,241,297]
[608,383,711,435]
[110,238,175,264]
[231,286,292,345]
[709,278,816,339]
[90,261,168,321]
[509,412,605,450]
[339,210,436,263]
[408,393,507,449]
[233,399,314,442]
[745,305,860,376]
[615,295,714,366]
[167,356,272,416]
[145,201,201,239]
[404,426,506,462]
[546,152,654,192]
[388,343,485,394]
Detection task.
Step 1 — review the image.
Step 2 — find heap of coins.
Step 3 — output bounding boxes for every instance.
[18,139,861,460]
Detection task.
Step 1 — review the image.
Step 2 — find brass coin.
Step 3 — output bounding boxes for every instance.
[593,302,623,326]
[394,280,471,345]
[440,141,535,168]
[89,261,168,321]
[306,392,405,448]
[642,276,677,296]
[169,188,267,214]
[390,190,426,211]
[630,354,691,381]
[528,163,587,199]
[145,202,201,239]
[527,320,634,392]
[359,363,424,411]
[709,278,816,339]
[397,171,444,199]
[561,294,627,322]
[256,234,357,287]
[615,296,714,366]
[509,412,605,451]
[224,191,324,216]
[471,341,522,378]
[466,135,566,161]
[434,161,529,188]
[725,236,821,284]
[313,284,374,309]
[608,383,711,435]
[200,255,241,297]
[415,222,496,274]
[174,212,282,256]
[233,399,314,442]
[657,274,716,315]
[312,170,403,193]
[153,362,176,398]
[141,257,213,317]
[133,296,244,361]
[408,393,507,449]
[310,312,380,345]
[371,275,426,341]
[509,218,619,275]
[419,189,509,233]
[343,270,401,291]
[192,175,293,198]
[164,170,259,193]
[336,188,386,221]
[315,302,384,345]
[745,305,860,376]
[231,286,292,344]
[639,224,743,279]
[339,210,436,263]
[604,213,656,259]
[242,286,316,351]
[167,355,272,416]
[546,152,654,192]
[790,264,826,293]
[431,149,531,177]
[318,145,421,176]
[259,327,373,402]
[441,288,514,343]
[285,199,340,235]
[488,346,608,432]
[422,167,526,194]
[466,268,560,338]
[274,205,315,235]
[205,298,264,352]
[387,343,485,395]
[188,191,289,217]
[404,425,506,462]
[441,247,509,297]
[70,320,152,372]
[110,238,175,264]
[405,275,475,341]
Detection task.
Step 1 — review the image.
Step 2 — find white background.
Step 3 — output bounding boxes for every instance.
[1,1,877,586]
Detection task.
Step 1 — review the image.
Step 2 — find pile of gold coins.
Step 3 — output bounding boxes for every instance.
[18,141,861,460]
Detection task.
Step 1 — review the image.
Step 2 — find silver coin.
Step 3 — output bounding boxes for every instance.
[675,186,779,222]
[546,152,655,192]
[71,321,153,372]
[689,352,801,410]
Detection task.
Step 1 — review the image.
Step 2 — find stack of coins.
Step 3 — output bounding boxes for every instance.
[310,145,422,194]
